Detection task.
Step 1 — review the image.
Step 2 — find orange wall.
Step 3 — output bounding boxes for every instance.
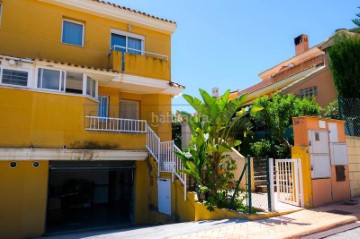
[331,165,351,202]
[311,179,332,207]
[286,68,337,108]
[293,117,346,147]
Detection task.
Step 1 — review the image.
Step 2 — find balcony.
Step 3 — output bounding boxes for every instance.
[109,46,170,80]
[85,116,147,134]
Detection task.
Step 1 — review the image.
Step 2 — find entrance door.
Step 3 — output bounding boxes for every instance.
[158,178,171,215]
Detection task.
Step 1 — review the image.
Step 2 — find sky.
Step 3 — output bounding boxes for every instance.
[111,0,358,113]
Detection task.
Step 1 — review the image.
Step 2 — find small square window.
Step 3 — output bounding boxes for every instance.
[62,20,84,46]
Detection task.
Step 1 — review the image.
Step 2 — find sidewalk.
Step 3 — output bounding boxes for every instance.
[39,198,360,239]
[171,199,360,239]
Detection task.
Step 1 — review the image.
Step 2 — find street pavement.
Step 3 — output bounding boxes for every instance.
[39,198,360,239]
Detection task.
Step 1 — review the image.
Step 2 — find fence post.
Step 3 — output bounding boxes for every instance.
[247,155,252,214]
[338,95,343,120]
[266,156,272,212]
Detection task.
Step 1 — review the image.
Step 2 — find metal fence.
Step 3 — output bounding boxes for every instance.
[232,156,273,214]
[338,96,360,136]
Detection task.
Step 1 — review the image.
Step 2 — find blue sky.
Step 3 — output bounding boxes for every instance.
[112,0,358,113]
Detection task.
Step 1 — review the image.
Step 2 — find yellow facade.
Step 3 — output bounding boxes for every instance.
[0,0,172,80]
[0,0,181,238]
[0,161,49,239]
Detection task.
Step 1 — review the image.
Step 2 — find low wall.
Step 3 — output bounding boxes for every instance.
[346,136,360,197]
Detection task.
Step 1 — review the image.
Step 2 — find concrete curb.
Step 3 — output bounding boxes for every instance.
[287,216,358,239]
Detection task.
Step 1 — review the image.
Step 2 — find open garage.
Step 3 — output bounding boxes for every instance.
[46,161,135,233]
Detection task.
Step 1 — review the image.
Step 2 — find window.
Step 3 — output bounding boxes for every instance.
[86,76,96,98]
[65,71,83,94]
[62,19,84,46]
[98,96,109,118]
[120,100,139,120]
[37,68,97,98]
[111,31,144,55]
[1,69,28,87]
[298,86,317,98]
[38,68,64,91]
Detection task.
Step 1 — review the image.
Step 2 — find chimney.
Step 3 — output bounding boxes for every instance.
[294,34,309,55]
[212,87,219,97]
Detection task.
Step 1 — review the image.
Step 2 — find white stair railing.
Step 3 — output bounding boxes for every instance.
[146,125,161,162]
[173,144,187,201]
[146,125,187,200]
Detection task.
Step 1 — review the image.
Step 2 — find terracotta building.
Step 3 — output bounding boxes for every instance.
[230,30,355,108]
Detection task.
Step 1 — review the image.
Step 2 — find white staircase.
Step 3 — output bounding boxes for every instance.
[146,125,187,200]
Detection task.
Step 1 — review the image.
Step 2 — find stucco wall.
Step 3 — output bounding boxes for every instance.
[0,0,171,79]
[347,136,360,197]
[0,161,49,239]
[285,67,337,108]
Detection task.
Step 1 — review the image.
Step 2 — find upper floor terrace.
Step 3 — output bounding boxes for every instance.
[0,0,175,81]
[0,54,183,149]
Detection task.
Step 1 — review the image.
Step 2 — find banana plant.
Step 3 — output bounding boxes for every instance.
[176,89,262,208]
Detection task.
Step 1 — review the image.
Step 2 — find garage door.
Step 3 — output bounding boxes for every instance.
[46,161,135,233]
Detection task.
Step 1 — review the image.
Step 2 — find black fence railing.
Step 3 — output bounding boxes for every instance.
[338,96,360,136]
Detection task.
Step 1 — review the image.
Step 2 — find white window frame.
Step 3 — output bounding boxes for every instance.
[84,74,98,99]
[0,66,30,88]
[36,67,98,100]
[298,86,317,98]
[61,19,85,47]
[110,29,145,54]
[37,67,66,92]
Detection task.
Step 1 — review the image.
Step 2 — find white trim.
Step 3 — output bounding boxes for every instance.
[38,0,176,34]
[111,29,145,41]
[113,73,184,96]
[110,29,145,56]
[0,66,31,88]
[61,18,85,47]
[0,148,148,161]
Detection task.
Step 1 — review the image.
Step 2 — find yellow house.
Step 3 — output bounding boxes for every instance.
[0,0,186,238]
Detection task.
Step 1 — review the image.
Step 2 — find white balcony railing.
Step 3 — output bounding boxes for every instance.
[85,116,147,133]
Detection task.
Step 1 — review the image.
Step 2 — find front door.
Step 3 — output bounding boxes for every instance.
[157,178,171,215]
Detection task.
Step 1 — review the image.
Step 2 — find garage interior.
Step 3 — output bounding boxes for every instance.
[46,161,135,233]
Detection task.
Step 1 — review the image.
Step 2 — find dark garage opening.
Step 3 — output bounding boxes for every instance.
[46,161,135,233]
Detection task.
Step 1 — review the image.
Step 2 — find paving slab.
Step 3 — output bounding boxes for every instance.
[38,198,360,239]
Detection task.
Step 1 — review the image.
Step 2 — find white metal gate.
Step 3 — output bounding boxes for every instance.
[275,158,303,207]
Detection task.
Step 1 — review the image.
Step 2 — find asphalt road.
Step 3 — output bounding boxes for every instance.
[302,222,360,239]
[325,227,360,238]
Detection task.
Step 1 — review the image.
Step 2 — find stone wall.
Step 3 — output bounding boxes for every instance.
[347,136,360,197]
